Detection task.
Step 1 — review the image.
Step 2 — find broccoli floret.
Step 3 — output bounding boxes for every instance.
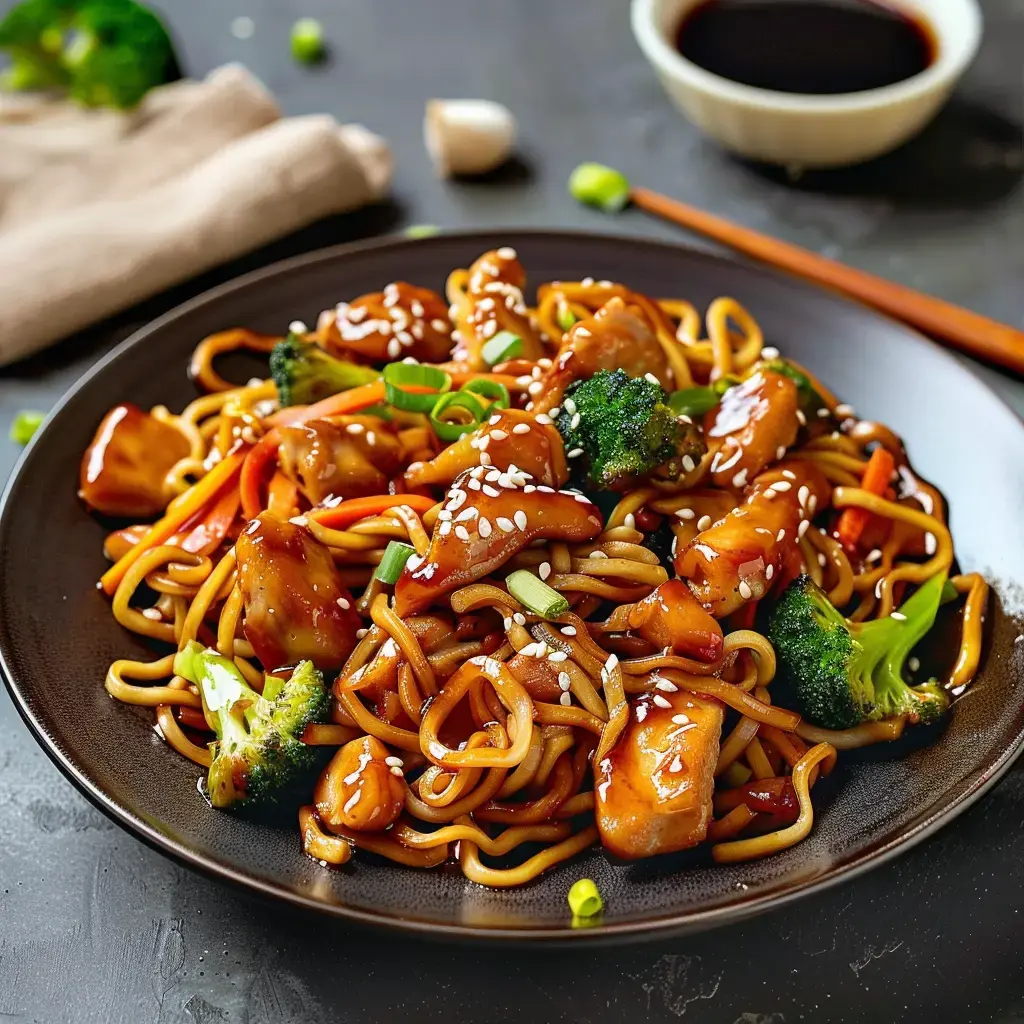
[0,0,179,109]
[557,369,706,491]
[173,641,329,809]
[768,572,950,730]
[761,357,829,422]
[269,335,380,407]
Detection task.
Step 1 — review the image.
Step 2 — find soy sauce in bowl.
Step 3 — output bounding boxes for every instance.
[675,0,937,95]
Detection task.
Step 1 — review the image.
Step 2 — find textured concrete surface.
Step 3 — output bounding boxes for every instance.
[0,0,1022,1020]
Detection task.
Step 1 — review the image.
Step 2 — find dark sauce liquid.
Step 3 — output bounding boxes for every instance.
[675,0,936,95]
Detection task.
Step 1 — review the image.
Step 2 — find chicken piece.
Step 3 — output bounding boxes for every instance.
[533,297,671,413]
[676,461,830,617]
[405,408,567,489]
[236,512,362,671]
[595,690,724,859]
[315,735,405,833]
[627,579,724,662]
[452,248,545,367]
[393,467,603,616]
[320,281,454,364]
[79,403,190,517]
[668,490,739,554]
[706,370,800,489]
[505,651,564,703]
[277,416,403,505]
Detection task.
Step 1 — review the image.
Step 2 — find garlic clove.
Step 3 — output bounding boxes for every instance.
[424,99,516,178]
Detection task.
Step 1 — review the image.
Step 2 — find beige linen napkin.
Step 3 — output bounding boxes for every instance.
[0,64,392,365]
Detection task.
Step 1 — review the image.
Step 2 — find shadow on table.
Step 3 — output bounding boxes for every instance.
[743,95,1024,207]
[0,199,403,381]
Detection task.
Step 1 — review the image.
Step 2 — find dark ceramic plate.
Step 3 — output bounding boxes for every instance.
[3,231,1024,942]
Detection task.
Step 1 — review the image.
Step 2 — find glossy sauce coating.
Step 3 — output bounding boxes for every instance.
[315,735,405,832]
[79,403,190,517]
[627,579,724,662]
[236,513,362,671]
[596,691,724,859]
[393,467,603,616]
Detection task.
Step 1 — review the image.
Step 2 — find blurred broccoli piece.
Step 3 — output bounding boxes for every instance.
[556,369,705,491]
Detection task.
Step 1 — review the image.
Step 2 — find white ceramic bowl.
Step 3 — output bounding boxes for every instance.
[631,0,982,168]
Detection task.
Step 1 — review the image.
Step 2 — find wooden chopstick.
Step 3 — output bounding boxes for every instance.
[630,185,1024,376]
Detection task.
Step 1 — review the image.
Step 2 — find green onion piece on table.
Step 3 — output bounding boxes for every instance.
[459,378,510,410]
[383,362,451,412]
[376,541,416,584]
[568,162,631,213]
[290,18,326,64]
[9,410,45,445]
[567,878,603,918]
[481,330,523,367]
[429,391,488,441]
[505,570,570,619]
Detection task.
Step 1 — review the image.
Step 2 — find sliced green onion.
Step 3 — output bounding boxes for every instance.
[713,375,741,396]
[941,580,959,605]
[9,410,45,445]
[567,878,603,918]
[556,303,577,332]
[429,391,487,441]
[376,541,416,584]
[384,362,451,412]
[506,570,569,619]
[358,403,394,421]
[405,224,440,238]
[460,378,510,410]
[667,387,720,418]
[568,162,631,213]
[481,330,523,366]
[291,18,326,64]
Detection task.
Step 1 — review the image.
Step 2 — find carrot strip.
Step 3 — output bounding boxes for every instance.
[836,447,895,553]
[178,485,241,556]
[267,471,299,519]
[99,449,246,595]
[239,429,281,519]
[309,493,438,531]
[267,381,386,427]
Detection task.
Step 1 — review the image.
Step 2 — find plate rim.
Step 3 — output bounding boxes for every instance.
[3,227,1023,943]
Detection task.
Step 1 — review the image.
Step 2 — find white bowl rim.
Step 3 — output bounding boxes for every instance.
[631,0,983,115]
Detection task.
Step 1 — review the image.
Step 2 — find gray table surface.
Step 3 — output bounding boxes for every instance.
[1,1,1023,1021]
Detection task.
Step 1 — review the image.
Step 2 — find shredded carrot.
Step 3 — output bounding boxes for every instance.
[267,471,299,519]
[267,381,387,427]
[309,493,438,531]
[99,449,246,595]
[178,485,241,556]
[836,447,896,552]
[239,428,281,520]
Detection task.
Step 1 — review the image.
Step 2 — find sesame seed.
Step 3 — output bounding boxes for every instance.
[497,246,517,260]
[535,414,552,425]
[798,485,810,507]
[866,548,882,563]
[875,579,884,598]
[563,398,577,415]
[496,517,515,532]
[623,513,636,530]
[346,423,364,435]
[777,446,786,460]
[738,580,752,600]
[539,561,551,580]
[776,528,786,542]
[682,455,696,473]
[655,679,678,693]
[468,478,482,491]
[925,532,937,555]
[763,488,777,500]
[289,319,308,335]
[835,403,855,418]
[385,755,404,767]
[549,407,561,418]
[366,431,376,446]
[549,651,568,663]
[454,525,471,541]
[387,338,401,359]
[514,510,528,530]
[782,470,796,481]
[513,612,526,626]
[732,468,748,488]
[644,372,660,385]
[512,423,531,434]
[560,626,576,636]
[516,375,533,387]
[890,611,907,621]
[356,628,369,639]
[478,518,492,537]
[671,712,690,725]
[908,656,920,672]
[567,448,584,458]
[772,481,792,492]
[431,318,449,332]
[676,508,695,520]
[491,429,508,440]
[455,507,478,522]
[652,695,672,709]
[480,452,492,466]
[477,435,490,451]
[570,412,581,430]
[336,595,352,610]
[485,469,502,481]
[482,484,501,498]
[765,564,774,580]
[605,653,619,671]
[503,617,513,630]
[798,520,809,538]
[439,521,452,536]
[389,766,404,777]
[447,490,467,511]
[519,642,540,657]
[697,515,712,531]
[817,552,828,566]
[559,692,572,706]
[588,550,608,559]
[797,410,807,426]
[528,381,544,396]
[558,673,572,691]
